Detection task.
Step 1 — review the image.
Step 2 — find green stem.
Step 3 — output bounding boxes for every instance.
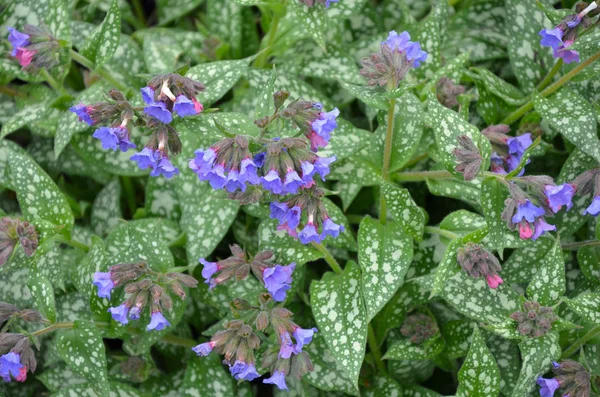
[561,239,600,251]
[311,243,343,274]
[59,237,90,253]
[69,49,130,94]
[379,98,397,224]
[165,265,194,273]
[40,68,67,95]
[120,176,137,216]
[561,325,600,359]
[254,12,282,68]
[367,324,387,375]
[395,170,453,182]
[424,226,460,240]
[167,232,187,248]
[131,0,147,26]
[537,59,563,91]
[501,50,600,125]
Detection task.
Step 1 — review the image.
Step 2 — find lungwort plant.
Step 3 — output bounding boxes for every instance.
[2,0,600,396]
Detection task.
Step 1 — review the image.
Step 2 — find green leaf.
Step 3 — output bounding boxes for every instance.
[28,264,56,323]
[358,217,413,322]
[383,335,445,361]
[156,0,204,25]
[52,382,142,397]
[505,0,552,90]
[441,270,520,324]
[180,352,235,396]
[381,181,425,241]
[469,67,526,106]
[206,0,243,57]
[0,103,51,139]
[73,237,106,298]
[37,362,86,392]
[56,320,109,397]
[535,89,600,163]
[456,326,501,397]
[186,58,251,106]
[1,0,71,43]
[431,239,462,297]
[526,239,565,306]
[258,218,323,265]
[91,179,122,236]
[427,97,490,179]
[310,261,366,391]
[481,177,513,256]
[442,319,476,359]
[578,246,600,282]
[565,293,600,325]
[8,149,74,236]
[363,376,402,397]
[144,175,181,220]
[318,118,371,162]
[291,2,326,49]
[340,81,389,110]
[513,332,561,397]
[81,0,121,68]
[426,177,481,211]
[254,66,276,121]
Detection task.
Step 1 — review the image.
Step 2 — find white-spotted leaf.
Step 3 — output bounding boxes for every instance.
[381,181,425,241]
[456,325,501,397]
[81,0,121,68]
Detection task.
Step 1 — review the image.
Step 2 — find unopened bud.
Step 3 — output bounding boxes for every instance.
[231,299,251,311]
[453,135,482,181]
[0,303,19,323]
[124,279,152,294]
[290,351,314,379]
[512,301,557,338]
[273,90,290,109]
[166,273,198,288]
[19,309,42,323]
[169,281,186,300]
[271,307,293,319]
[159,290,173,310]
[15,221,38,257]
[256,311,269,331]
[254,116,270,129]
[400,313,438,344]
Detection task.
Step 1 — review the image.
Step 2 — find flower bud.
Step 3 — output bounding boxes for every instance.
[511,301,557,338]
[400,313,438,344]
[124,279,152,294]
[0,303,19,324]
[436,77,466,109]
[168,281,186,300]
[273,90,290,109]
[15,221,38,257]
[453,135,482,181]
[256,311,269,331]
[290,351,314,379]
[231,298,251,311]
[165,273,198,288]
[18,309,42,323]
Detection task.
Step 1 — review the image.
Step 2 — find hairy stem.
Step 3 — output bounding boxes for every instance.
[536,59,563,91]
[561,239,600,251]
[561,325,600,359]
[40,68,67,96]
[367,324,387,375]
[501,51,600,125]
[424,226,460,240]
[379,98,397,224]
[59,237,90,253]
[70,49,130,94]
[312,243,343,274]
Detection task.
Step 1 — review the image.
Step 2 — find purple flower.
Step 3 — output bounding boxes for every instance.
[147,311,170,331]
[512,200,545,224]
[283,170,304,194]
[532,218,556,241]
[263,263,295,302]
[307,130,329,152]
[192,341,215,357]
[261,169,284,194]
[554,47,580,64]
[490,152,508,175]
[109,304,129,325]
[93,127,135,152]
[285,206,302,229]
[264,370,288,391]
[131,147,159,169]
[229,361,260,381]
[189,148,217,176]
[0,352,23,382]
[405,41,428,67]
[301,161,315,184]
[239,157,259,184]
[224,170,246,193]
[537,377,560,397]
[505,155,527,175]
[293,327,317,351]
[6,27,29,56]
[320,218,344,239]
[144,101,172,124]
[544,184,575,213]
[201,163,227,189]
[69,104,94,126]
[200,258,219,288]
[313,156,336,181]
[129,306,141,320]
[254,152,266,168]
[507,133,533,158]
[131,148,179,178]
[279,332,297,359]
[141,86,155,104]
[584,196,600,216]
[311,108,340,149]
[151,157,179,179]
[383,30,411,52]
[93,272,115,299]
[539,28,564,50]
[270,202,289,224]
[173,95,198,117]
[325,0,339,7]
[298,223,321,244]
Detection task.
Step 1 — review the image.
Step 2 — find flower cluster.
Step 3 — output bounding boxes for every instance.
[192,294,316,390]
[200,245,296,302]
[456,243,503,289]
[400,313,439,344]
[0,217,38,266]
[539,1,599,63]
[71,73,206,179]
[483,124,533,175]
[360,30,427,88]
[6,25,63,69]
[92,263,198,331]
[537,360,591,397]
[570,168,600,216]
[453,135,483,181]
[191,91,343,245]
[270,185,344,244]
[436,77,466,109]
[510,301,558,338]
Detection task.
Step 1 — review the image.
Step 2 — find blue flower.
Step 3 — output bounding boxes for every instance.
[264,370,288,390]
[109,304,129,325]
[229,361,260,381]
[141,86,155,104]
[293,327,317,352]
[532,218,556,241]
[584,196,600,216]
[263,263,295,302]
[310,108,339,150]
[260,169,284,194]
[129,306,141,320]
[405,41,428,67]
[312,156,336,181]
[147,311,170,331]
[200,258,219,289]
[283,170,304,194]
[279,332,297,359]
[0,352,23,382]
[298,223,322,244]
[507,133,533,158]
[173,95,199,117]
[539,28,564,50]
[224,170,246,193]
[189,148,217,176]
[512,200,545,224]
[6,27,29,56]
[131,148,179,178]
[192,341,215,357]
[325,0,338,7]
[92,127,135,152]
[239,157,259,184]
[145,101,173,124]
[383,30,411,52]
[69,104,95,126]
[320,218,344,239]
[537,376,560,397]
[544,184,575,213]
[93,272,115,299]
[270,201,289,224]
[553,46,580,64]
